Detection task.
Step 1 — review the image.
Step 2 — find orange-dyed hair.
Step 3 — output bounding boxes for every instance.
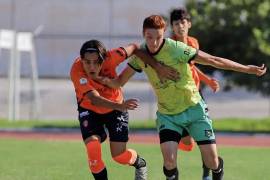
[143,15,166,34]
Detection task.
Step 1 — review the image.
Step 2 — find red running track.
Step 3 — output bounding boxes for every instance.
[0,131,270,147]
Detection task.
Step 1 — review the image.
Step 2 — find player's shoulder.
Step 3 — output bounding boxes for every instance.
[165,38,186,50]
[187,36,198,42]
[71,57,82,70]
[166,37,177,44]
[70,57,83,77]
[187,36,199,48]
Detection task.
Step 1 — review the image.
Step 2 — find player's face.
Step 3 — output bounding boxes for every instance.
[81,52,102,78]
[144,28,165,53]
[172,19,191,38]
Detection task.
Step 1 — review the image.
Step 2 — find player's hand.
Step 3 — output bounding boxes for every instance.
[95,76,111,85]
[247,64,267,76]
[155,62,180,83]
[209,78,220,93]
[92,75,112,85]
[117,98,139,112]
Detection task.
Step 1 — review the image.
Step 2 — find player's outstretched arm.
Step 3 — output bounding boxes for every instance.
[92,66,136,88]
[194,66,220,92]
[86,90,138,111]
[134,49,180,82]
[194,50,267,76]
[123,43,180,82]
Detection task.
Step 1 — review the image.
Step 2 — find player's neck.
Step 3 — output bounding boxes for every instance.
[175,35,188,44]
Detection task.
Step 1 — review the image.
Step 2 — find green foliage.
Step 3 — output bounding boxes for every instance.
[186,0,270,95]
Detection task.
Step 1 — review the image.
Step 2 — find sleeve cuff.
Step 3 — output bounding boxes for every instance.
[188,49,199,63]
[128,63,142,73]
[119,47,128,59]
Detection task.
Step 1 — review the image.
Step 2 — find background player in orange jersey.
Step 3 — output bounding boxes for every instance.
[70,39,179,180]
[170,8,220,180]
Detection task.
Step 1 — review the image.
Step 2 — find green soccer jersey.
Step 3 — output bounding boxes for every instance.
[128,38,201,114]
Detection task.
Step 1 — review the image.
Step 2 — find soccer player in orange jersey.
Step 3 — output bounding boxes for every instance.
[70,40,179,180]
[170,8,220,180]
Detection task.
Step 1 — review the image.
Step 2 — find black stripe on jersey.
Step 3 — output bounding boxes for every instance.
[127,63,142,73]
[188,49,199,63]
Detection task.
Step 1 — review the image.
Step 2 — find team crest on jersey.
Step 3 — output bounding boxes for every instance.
[205,129,213,138]
[79,78,87,85]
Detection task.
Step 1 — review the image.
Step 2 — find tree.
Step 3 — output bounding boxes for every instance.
[186,0,270,95]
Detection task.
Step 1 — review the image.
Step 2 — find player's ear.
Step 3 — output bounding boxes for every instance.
[142,29,146,37]
[188,21,192,29]
[163,27,167,32]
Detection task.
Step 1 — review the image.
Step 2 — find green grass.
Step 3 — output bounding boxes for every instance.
[131,118,270,133]
[1,118,270,133]
[0,119,78,129]
[0,138,269,180]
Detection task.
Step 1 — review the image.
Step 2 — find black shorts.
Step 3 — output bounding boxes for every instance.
[159,129,190,144]
[78,106,129,143]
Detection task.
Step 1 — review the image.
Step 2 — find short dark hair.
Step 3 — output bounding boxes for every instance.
[80,40,107,63]
[170,8,191,25]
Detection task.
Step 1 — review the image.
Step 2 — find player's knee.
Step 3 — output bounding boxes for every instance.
[86,140,105,173]
[164,157,177,170]
[204,156,219,170]
[113,149,137,165]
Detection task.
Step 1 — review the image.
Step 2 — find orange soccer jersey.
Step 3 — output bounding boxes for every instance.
[186,36,200,89]
[70,47,127,114]
[171,35,200,89]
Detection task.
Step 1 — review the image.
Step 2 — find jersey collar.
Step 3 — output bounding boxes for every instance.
[145,39,165,56]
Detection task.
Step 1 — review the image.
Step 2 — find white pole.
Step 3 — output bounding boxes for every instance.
[14,47,20,120]
[8,0,17,121]
[30,36,41,120]
[8,31,16,121]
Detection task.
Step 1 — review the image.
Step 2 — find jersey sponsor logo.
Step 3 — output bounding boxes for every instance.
[154,80,174,89]
[205,129,213,138]
[79,78,87,85]
[184,48,191,56]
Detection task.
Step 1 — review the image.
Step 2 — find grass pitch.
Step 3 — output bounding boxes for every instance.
[0,138,270,180]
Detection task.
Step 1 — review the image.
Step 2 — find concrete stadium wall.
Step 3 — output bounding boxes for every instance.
[0,0,184,78]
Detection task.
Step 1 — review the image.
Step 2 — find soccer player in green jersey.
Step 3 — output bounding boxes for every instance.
[97,15,267,180]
